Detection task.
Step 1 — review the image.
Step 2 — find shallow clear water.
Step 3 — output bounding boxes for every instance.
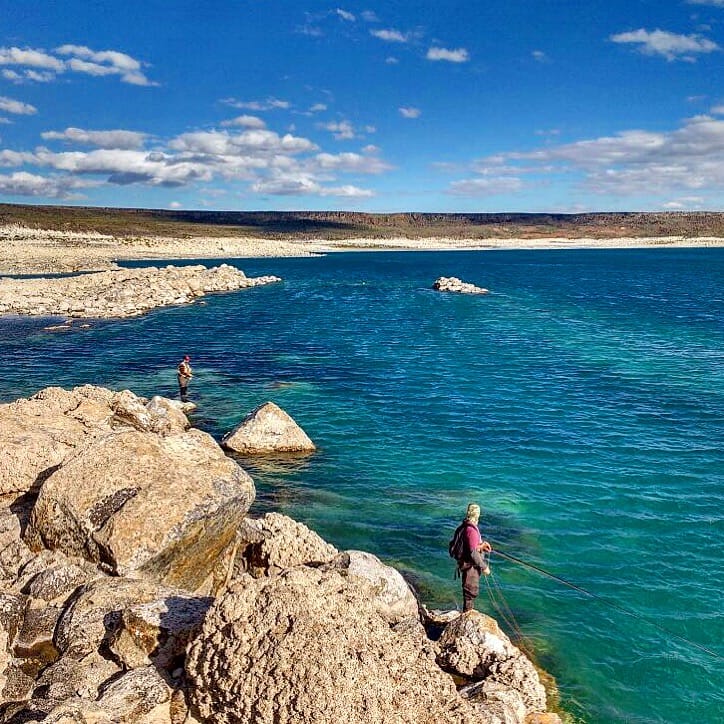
[2,248,723,723]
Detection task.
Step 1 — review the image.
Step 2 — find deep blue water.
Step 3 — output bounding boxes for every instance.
[2,248,723,723]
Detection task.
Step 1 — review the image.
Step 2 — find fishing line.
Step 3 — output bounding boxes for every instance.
[491,546,722,661]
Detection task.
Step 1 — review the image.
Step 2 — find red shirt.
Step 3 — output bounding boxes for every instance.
[464,523,482,555]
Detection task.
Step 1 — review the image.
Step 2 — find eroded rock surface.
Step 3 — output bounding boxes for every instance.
[437,611,548,715]
[186,566,479,724]
[237,512,338,577]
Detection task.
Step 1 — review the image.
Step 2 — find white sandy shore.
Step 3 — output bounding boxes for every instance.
[1,223,722,274]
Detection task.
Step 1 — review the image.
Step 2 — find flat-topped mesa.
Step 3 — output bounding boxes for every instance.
[433,276,489,295]
[0,263,281,319]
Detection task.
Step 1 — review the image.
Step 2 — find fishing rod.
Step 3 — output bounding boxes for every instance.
[491,546,722,661]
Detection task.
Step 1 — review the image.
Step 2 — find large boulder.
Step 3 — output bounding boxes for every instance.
[186,566,480,724]
[0,502,34,582]
[0,385,190,497]
[0,387,108,497]
[437,611,547,715]
[108,593,213,671]
[345,550,420,624]
[222,401,316,454]
[28,427,255,591]
[238,512,338,577]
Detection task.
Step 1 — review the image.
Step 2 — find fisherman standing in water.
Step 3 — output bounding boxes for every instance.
[177,355,193,402]
[452,503,492,612]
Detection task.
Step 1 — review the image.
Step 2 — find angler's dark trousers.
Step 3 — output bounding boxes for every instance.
[461,564,481,612]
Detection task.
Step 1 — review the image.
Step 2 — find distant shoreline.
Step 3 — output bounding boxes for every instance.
[1,223,723,275]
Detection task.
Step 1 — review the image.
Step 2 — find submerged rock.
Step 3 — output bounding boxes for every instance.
[222,401,316,454]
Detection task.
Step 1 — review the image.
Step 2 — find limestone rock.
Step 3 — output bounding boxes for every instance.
[433,277,489,295]
[0,263,282,319]
[437,611,547,715]
[222,401,316,454]
[144,396,190,434]
[12,602,61,664]
[28,427,255,590]
[239,512,338,576]
[0,502,34,582]
[54,577,188,659]
[95,666,174,724]
[112,392,189,436]
[0,385,189,497]
[1,592,27,699]
[186,566,480,724]
[39,698,113,724]
[15,549,103,604]
[344,550,420,624]
[32,651,121,704]
[108,593,213,671]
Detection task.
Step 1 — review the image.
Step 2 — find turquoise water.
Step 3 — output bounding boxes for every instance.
[2,248,723,723]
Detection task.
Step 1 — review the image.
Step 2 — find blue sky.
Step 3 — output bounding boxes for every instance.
[1,0,724,213]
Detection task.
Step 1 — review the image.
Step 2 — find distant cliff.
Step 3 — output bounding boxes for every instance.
[2,203,724,240]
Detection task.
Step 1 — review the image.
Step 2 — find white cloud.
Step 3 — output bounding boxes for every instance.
[57,45,156,85]
[426,47,470,63]
[385,56,399,64]
[221,115,267,129]
[711,105,724,115]
[662,196,705,209]
[0,96,37,115]
[309,103,328,113]
[169,129,317,156]
[361,11,379,22]
[610,28,719,61]
[0,149,36,166]
[466,114,724,198]
[168,201,183,209]
[0,171,86,198]
[0,47,64,71]
[0,44,156,85]
[532,50,548,62]
[41,127,148,149]
[336,9,355,21]
[371,29,408,43]
[687,0,724,5]
[399,106,421,119]
[318,120,356,140]
[222,97,291,111]
[313,152,392,173]
[448,176,523,196]
[251,174,373,197]
[0,115,392,200]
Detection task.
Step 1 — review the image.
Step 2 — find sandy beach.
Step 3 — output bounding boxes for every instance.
[1,223,723,275]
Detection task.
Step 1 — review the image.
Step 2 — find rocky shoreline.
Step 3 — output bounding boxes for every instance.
[0,385,563,723]
[0,264,280,319]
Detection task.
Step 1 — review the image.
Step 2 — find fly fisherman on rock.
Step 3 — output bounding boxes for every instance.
[177,355,193,402]
[450,503,492,612]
